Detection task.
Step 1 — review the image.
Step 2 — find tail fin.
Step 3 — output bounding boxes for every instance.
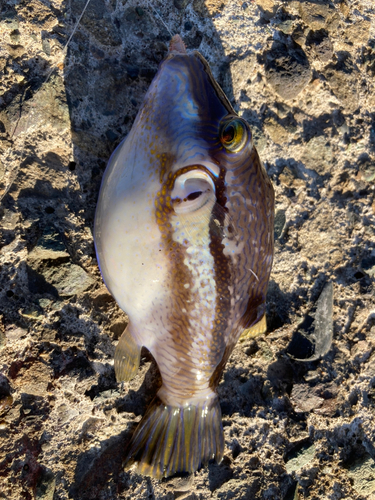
[124,395,224,479]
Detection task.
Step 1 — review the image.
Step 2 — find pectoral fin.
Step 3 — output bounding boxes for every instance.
[240,314,267,340]
[114,324,141,382]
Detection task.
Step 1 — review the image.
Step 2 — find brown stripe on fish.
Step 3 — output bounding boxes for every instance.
[154,168,211,400]
[206,167,232,363]
[152,162,234,401]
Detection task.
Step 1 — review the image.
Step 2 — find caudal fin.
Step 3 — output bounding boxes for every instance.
[124,395,224,479]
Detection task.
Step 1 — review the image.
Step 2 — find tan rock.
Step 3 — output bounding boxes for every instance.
[254,0,276,11]
[298,0,337,30]
[344,20,371,46]
[264,117,289,144]
[14,362,51,396]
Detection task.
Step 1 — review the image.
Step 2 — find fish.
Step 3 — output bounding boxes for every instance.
[94,34,274,479]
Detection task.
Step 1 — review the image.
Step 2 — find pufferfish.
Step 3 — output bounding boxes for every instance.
[94,35,274,479]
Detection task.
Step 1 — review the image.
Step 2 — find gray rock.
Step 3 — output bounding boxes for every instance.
[285,443,316,473]
[264,41,311,100]
[274,209,287,240]
[287,282,334,362]
[42,262,95,297]
[71,0,121,46]
[346,453,375,496]
[27,227,95,297]
[1,73,70,136]
[35,468,55,500]
[28,226,70,263]
[1,0,375,499]
[290,384,324,412]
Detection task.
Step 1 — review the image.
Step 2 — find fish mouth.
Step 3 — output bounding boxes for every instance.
[170,163,221,214]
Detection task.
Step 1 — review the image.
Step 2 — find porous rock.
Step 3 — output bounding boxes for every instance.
[0,0,374,499]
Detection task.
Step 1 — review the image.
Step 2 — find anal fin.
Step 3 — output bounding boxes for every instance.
[240,314,267,341]
[114,324,141,382]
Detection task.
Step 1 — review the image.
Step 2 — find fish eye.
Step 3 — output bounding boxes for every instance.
[219,117,249,153]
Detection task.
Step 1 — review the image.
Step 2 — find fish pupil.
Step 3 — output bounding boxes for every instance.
[186,191,202,201]
[222,125,235,144]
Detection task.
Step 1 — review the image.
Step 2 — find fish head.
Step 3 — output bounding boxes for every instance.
[94,43,274,334]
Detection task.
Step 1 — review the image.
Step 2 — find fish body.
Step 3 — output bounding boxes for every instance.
[94,36,274,478]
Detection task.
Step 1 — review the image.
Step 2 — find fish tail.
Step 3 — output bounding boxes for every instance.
[124,395,224,479]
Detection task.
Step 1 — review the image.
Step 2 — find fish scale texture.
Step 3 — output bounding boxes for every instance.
[0,0,375,499]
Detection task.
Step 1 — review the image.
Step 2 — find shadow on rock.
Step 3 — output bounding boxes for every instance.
[69,428,135,500]
[63,0,234,226]
[115,349,162,417]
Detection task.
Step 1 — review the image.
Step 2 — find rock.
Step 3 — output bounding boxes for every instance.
[71,0,121,46]
[42,262,95,297]
[5,326,27,341]
[230,53,256,103]
[27,227,95,297]
[0,5,19,30]
[361,254,375,277]
[42,39,51,56]
[306,29,333,63]
[264,41,311,100]
[351,340,373,364]
[0,208,19,230]
[309,281,334,360]
[6,44,25,58]
[264,116,289,144]
[35,468,55,500]
[279,166,305,189]
[290,384,324,412]
[287,282,334,362]
[166,473,194,492]
[357,157,375,183]
[109,320,127,339]
[13,362,51,397]
[0,394,13,414]
[300,135,333,173]
[285,443,316,473]
[323,54,360,113]
[1,73,70,136]
[298,0,338,31]
[361,42,375,77]
[276,19,294,35]
[344,20,371,46]
[28,226,70,263]
[91,286,114,307]
[254,0,277,19]
[274,209,286,240]
[346,453,375,496]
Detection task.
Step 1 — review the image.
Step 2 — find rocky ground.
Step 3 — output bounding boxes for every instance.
[0,0,375,498]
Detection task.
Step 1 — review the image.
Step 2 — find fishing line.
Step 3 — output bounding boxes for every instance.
[43,0,93,86]
[143,0,175,38]
[1,0,173,203]
[1,0,93,203]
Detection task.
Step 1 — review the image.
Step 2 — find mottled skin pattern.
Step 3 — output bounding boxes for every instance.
[94,43,274,476]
